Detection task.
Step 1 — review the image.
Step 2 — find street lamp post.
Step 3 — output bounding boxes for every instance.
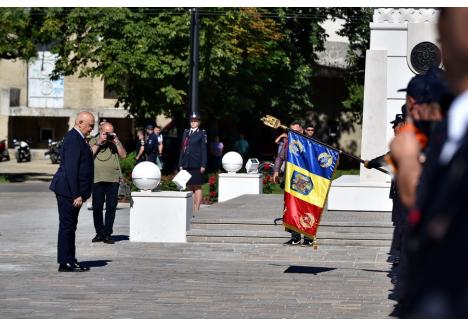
[188,8,200,119]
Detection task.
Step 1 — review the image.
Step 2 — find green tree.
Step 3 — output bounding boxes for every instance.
[332,8,373,122]
[0,8,48,60]
[0,7,372,135]
[37,8,333,124]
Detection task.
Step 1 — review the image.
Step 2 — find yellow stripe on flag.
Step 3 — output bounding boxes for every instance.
[285,162,330,208]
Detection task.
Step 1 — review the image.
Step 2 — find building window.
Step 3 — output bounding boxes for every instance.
[40,128,54,142]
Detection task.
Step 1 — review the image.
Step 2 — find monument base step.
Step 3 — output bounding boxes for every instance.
[328,175,392,212]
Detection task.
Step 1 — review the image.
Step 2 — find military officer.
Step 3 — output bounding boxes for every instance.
[178,113,207,213]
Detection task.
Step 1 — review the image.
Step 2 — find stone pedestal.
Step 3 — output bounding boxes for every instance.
[329,8,439,212]
[328,175,392,211]
[218,173,263,203]
[130,191,193,242]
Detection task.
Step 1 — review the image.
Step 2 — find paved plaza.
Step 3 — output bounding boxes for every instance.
[0,182,395,318]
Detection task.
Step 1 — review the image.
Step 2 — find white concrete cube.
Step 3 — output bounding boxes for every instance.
[218,173,263,203]
[130,191,193,242]
[328,175,392,212]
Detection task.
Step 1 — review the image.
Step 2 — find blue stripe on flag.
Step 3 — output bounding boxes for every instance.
[286,131,339,180]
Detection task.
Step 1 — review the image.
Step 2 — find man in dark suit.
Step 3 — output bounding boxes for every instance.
[50,111,95,272]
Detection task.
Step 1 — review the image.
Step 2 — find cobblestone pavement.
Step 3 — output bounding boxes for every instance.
[0,184,395,318]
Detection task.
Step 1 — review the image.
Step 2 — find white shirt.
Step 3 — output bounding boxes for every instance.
[439,90,468,164]
[189,128,198,135]
[74,127,85,139]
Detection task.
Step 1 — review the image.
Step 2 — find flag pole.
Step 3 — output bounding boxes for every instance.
[261,115,390,175]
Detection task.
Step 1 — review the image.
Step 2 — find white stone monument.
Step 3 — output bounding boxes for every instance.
[130,191,193,242]
[129,162,193,242]
[218,152,263,202]
[328,8,441,211]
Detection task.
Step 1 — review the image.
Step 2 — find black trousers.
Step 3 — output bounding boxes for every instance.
[288,229,312,241]
[56,194,81,264]
[92,182,119,236]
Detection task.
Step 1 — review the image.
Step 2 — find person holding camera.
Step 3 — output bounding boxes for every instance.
[89,122,127,244]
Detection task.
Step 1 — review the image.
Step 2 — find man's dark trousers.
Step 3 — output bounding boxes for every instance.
[56,194,81,264]
[92,182,119,236]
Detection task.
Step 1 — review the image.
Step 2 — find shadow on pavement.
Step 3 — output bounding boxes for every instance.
[0,172,53,183]
[80,260,112,268]
[112,235,129,242]
[284,265,336,274]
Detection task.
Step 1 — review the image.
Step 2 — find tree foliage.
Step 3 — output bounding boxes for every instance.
[0,8,49,60]
[0,7,373,127]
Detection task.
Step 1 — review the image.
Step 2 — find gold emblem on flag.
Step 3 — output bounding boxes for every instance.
[291,171,313,195]
[318,152,333,168]
[299,213,316,229]
[289,140,304,156]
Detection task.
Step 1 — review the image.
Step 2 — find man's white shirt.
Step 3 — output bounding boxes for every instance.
[439,90,468,164]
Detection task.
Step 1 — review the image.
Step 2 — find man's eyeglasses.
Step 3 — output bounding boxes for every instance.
[306,128,314,132]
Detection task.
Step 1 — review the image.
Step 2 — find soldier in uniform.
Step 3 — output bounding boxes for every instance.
[144,124,159,164]
[392,8,468,318]
[389,68,451,316]
[178,113,207,213]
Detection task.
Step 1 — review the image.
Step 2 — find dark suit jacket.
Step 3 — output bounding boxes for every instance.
[178,128,207,169]
[50,128,94,200]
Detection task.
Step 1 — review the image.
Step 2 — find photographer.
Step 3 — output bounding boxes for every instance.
[89,122,127,244]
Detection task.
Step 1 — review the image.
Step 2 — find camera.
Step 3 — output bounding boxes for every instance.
[106,132,116,141]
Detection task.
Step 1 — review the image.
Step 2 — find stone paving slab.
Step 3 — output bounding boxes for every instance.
[0,187,396,318]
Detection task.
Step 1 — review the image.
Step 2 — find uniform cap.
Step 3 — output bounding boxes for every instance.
[414,67,449,105]
[390,114,405,128]
[190,112,200,120]
[398,67,449,105]
[398,74,427,103]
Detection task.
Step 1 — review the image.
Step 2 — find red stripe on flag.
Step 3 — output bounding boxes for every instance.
[283,192,324,238]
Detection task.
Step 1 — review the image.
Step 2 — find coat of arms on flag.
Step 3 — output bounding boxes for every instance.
[283,131,339,248]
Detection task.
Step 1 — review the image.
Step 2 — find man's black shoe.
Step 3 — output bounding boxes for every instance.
[92,234,103,243]
[284,238,301,246]
[103,235,115,244]
[302,239,313,246]
[58,262,88,272]
[73,262,90,271]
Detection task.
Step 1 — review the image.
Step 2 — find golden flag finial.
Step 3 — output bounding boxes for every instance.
[261,115,287,130]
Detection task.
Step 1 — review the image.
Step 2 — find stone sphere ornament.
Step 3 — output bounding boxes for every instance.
[222,151,243,173]
[132,161,161,191]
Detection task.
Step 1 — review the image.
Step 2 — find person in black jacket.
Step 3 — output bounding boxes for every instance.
[144,124,159,164]
[179,113,207,212]
[50,111,95,272]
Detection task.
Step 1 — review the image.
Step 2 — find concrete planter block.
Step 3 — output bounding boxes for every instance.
[218,173,263,203]
[130,191,193,242]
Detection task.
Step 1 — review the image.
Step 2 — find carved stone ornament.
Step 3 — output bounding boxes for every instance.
[373,8,439,23]
[410,41,442,74]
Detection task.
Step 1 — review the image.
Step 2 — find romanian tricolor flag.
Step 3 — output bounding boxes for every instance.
[283,131,339,243]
